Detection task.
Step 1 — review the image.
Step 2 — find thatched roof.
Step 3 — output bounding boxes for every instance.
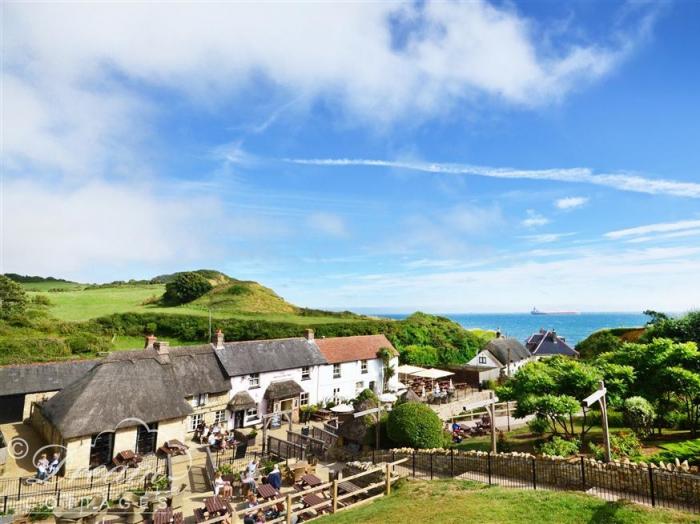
[40,354,193,439]
[169,346,230,395]
[263,380,304,400]
[0,360,97,396]
[484,337,531,366]
[228,390,256,410]
[215,338,326,376]
[402,389,421,403]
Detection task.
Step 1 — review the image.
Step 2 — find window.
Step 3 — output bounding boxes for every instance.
[360,360,368,374]
[191,393,208,408]
[478,355,487,365]
[214,410,227,425]
[369,381,376,392]
[333,363,341,379]
[332,388,341,403]
[300,392,309,406]
[355,381,364,394]
[135,422,158,455]
[249,373,260,388]
[89,432,114,469]
[245,407,259,423]
[301,366,311,381]
[188,413,203,432]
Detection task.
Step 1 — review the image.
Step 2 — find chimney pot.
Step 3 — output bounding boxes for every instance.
[305,329,314,341]
[154,341,169,355]
[145,335,157,350]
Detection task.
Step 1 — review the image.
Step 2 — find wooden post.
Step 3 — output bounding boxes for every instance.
[385,463,392,495]
[332,480,339,513]
[285,494,293,524]
[599,381,612,463]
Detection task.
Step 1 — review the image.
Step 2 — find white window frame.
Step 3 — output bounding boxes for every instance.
[360,360,368,374]
[332,387,341,404]
[214,410,226,425]
[333,363,341,379]
[188,413,203,432]
[300,392,309,406]
[478,355,487,365]
[249,373,260,388]
[245,407,259,424]
[191,393,208,408]
[355,381,364,394]
[301,366,311,381]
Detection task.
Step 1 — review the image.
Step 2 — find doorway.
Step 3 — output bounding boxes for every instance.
[280,398,294,413]
[233,410,245,429]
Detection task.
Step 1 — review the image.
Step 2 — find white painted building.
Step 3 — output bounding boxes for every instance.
[467,336,533,378]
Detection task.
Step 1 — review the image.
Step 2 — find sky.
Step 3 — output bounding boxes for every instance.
[2,1,700,313]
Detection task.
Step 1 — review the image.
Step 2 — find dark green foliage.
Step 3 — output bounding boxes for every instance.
[386,401,445,448]
[3,273,73,284]
[401,344,439,366]
[353,388,378,408]
[0,275,29,320]
[643,309,670,325]
[66,333,112,355]
[538,436,580,457]
[162,272,213,305]
[650,438,700,466]
[644,311,700,345]
[589,432,641,461]
[0,337,72,363]
[32,295,52,306]
[576,330,622,359]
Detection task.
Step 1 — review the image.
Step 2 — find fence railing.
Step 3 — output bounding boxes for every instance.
[231,457,408,524]
[357,449,700,514]
[266,436,306,461]
[309,426,338,448]
[0,454,167,515]
[286,431,326,458]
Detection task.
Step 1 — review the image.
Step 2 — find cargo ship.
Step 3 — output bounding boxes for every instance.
[531,307,579,315]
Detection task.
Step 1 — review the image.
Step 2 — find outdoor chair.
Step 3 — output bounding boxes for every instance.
[84,506,109,524]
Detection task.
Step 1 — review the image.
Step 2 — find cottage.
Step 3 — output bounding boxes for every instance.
[525,329,579,358]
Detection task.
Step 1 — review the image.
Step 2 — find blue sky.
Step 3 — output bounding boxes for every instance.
[3,1,700,313]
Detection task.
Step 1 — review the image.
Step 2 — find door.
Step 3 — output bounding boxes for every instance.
[0,394,24,423]
[90,432,114,469]
[135,422,158,455]
[280,398,293,413]
[233,410,245,429]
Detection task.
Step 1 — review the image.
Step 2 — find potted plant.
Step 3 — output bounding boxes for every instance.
[299,404,319,423]
[0,510,14,524]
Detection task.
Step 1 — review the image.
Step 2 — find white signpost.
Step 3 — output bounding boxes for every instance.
[583,381,611,462]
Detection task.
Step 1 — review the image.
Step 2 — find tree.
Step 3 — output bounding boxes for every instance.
[386,402,445,448]
[377,347,395,391]
[162,272,213,305]
[644,311,700,345]
[0,275,29,320]
[643,309,669,326]
[623,396,656,438]
[576,331,623,359]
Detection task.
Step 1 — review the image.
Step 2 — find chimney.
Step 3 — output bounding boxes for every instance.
[495,330,502,339]
[214,329,225,350]
[305,329,314,341]
[145,334,157,350]
[154,341,170,364]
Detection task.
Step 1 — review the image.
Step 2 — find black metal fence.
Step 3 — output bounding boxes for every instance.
[357,450,700,514]
[0,454,167,515]
[266,436,306,461]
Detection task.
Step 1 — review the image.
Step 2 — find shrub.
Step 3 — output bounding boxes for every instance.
[387,401,445,449]
[650,438,700,466]
[0,275,28,320]
[623,396,656,438]
[32,295,52,306]
[162,272,213,305]
[527,416,549,436]
[28,504,53,522]
[538,436,580,457]
[353,388,378,408]
[67,333,112,355]
[590,432,642,461]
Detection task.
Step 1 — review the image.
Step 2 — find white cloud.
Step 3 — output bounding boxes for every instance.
[1,179,220,277]
[605,219,700,239]
[307,212,347,237]
[444,205,504,234]
[521,233,575,243]
[288,158,700,199]
[521,210,550,228]
[555,196,588,210]
[3,1,656,176]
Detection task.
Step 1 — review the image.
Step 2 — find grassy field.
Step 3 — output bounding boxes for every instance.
[26,284,361,325]
[316,480,699,524]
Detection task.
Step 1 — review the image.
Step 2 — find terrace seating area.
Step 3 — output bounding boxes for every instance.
[397,365,476,405]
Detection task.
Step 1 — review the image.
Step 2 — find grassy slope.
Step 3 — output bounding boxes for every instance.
[26,283,358,325]
[316,480,699,524]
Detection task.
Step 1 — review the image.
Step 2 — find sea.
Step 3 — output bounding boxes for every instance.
[372,312,650,346]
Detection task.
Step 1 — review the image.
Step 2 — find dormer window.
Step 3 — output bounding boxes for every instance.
[249,373,260,388]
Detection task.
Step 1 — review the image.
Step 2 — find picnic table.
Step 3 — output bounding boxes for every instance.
[152,508,183,524]
[302,493,331,514]
[113,450,143,468]
[257,484,280,500]
[338,481,361,495]
[203,496,230,517]
[301,474,322,487]
[158,440,189,457]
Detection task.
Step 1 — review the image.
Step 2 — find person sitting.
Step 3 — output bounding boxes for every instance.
[36,453,49,481]
[267,464,282,490]
[48,452,61,476]
[208,432,219,449]
[241,472,257,493]
[246,459,258,478]
[200,425,210,445]
[214,472,233,499]
[211,423,221,435]
[254,509,266,523]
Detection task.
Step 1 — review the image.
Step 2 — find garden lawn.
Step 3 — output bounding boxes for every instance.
[315,480,700,524]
